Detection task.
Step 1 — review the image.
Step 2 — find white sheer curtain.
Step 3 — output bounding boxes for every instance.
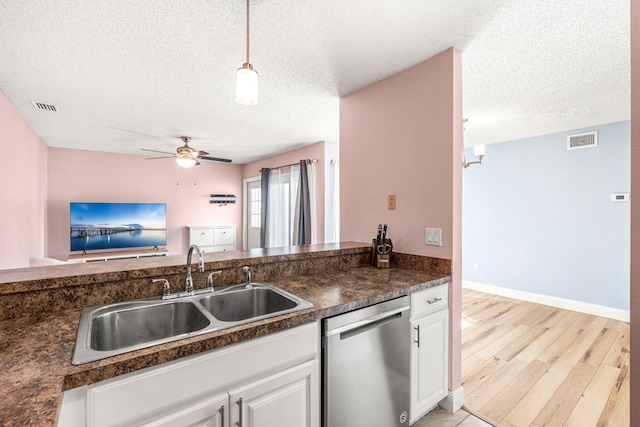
[265,165,300,248]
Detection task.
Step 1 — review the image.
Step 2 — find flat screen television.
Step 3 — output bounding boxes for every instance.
[70,202,167,252]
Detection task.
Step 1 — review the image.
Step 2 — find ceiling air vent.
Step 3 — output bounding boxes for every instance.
[30,100,58,112]
[567,131,597,150]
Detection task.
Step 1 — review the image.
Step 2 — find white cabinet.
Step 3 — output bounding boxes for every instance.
[410,285,449,424]
[229,360,319,427]
[143,360,319,427]
[188,226,236,253]
[58,322,320,427]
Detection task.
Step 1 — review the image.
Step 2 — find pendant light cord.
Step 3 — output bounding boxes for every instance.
[245,0,250,64]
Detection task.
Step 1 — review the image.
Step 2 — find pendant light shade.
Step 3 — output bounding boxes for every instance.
[236,0,257,105]
[236,63,258,105]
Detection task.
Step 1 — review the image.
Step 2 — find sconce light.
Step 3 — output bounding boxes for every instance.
[462,118,485,168]
[463,144,485,168]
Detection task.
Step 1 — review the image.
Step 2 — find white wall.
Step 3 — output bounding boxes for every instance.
[463,121,630,311]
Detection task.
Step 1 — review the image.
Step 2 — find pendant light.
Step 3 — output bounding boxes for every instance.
[236,0,258,105]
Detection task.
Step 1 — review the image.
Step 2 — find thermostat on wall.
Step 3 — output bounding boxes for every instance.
[611,193,630,202]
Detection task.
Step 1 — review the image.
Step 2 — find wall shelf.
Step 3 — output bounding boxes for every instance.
[210,194,237,206]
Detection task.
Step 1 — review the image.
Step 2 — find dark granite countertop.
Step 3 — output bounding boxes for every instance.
[0,248,450,426]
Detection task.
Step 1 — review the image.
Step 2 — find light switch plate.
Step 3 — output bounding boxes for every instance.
[425,228,442,246]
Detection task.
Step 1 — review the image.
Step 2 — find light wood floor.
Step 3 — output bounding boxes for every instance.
[461,289,629,427]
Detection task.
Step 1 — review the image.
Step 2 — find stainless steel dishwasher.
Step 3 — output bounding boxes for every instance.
[322,295,411,427]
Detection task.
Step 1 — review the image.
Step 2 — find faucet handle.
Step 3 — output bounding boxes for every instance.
[206,270,222,291]
[152,278,172,299]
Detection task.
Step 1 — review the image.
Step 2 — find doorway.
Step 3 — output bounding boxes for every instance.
[243,177,262,250]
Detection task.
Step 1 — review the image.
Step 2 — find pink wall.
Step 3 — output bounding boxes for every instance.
[47,148,243,259]
[340,48,463,391]
[0,91,48,269]
[630,0,639,423]
[242,141,326,243]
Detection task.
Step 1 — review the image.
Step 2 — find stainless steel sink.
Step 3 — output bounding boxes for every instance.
[72,282,313,365]
[90,301,211,351]
[198,284,299,322]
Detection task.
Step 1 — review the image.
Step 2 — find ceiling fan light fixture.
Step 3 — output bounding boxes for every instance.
[176,157,197,168]
[236,0,258,105]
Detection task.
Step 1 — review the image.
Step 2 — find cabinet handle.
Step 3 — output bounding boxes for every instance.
[237,397,243,427]
[219,405,225,427]
[414,325,420,347]
[427,297,442,305]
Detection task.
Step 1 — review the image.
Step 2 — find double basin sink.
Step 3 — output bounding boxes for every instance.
[72,282,313,365]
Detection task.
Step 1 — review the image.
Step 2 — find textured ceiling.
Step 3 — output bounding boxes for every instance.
[0,0,630,164]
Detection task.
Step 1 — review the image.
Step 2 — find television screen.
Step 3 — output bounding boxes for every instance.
[70,203,167,252]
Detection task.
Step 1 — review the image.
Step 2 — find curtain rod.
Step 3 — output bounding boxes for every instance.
[259,158,317,173]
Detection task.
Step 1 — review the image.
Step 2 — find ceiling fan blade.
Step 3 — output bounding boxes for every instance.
[142,148,176,156]
[194,150,209,156]
[145,156,175,160]
[199,156,233,163]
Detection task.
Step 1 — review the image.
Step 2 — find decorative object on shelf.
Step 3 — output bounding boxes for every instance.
[210,194,237,205]
[462,118,485,168]
[236,0,258,105]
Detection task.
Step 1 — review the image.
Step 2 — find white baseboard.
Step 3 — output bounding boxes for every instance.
[462,280,630,322]
[439,386,465,414]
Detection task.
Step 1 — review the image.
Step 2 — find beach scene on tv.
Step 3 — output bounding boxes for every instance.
[70,203,167,252]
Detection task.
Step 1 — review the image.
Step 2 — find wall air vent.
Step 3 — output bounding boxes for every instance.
[567,131,597,150]
[30,101,58,112]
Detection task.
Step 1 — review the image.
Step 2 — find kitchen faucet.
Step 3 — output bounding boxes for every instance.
[242,266,252,289]
[185,245,204,295]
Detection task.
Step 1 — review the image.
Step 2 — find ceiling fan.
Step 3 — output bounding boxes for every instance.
[142,136,232,168]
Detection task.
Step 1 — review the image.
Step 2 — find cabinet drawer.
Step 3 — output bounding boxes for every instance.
[214,228,234,245]
[411,285,448,318]
[190,229,214,246]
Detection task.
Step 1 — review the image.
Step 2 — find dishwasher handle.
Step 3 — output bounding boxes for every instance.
[326,305,409,339]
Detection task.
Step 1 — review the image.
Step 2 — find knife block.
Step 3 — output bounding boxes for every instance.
[371,238,393,268]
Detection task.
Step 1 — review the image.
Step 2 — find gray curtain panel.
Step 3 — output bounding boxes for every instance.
[260,168,270,248]
[296,159,312,245]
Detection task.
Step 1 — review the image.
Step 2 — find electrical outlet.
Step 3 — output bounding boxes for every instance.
[388,195,396,210]
[473,263,479,271]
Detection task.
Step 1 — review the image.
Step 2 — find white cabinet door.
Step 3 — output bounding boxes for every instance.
[141,393,228,427]
[189,228,215,247]
[229,359,319,427]
[410,308,449,423]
